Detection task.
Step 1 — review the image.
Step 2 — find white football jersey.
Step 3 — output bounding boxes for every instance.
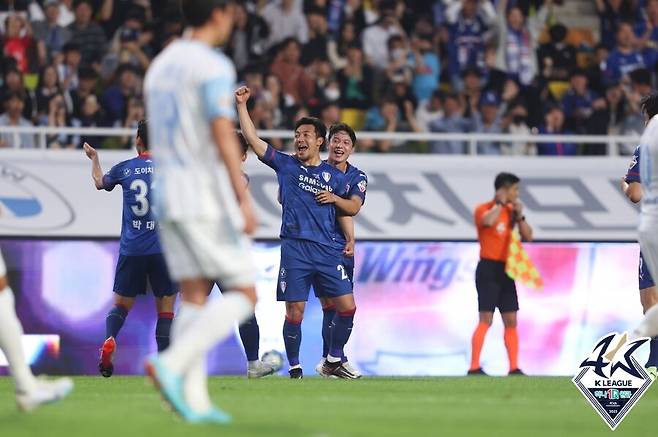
[145,39,242,228]
[640,114,658,217]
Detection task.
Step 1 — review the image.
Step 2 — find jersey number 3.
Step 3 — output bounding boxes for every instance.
[130,179,150,217]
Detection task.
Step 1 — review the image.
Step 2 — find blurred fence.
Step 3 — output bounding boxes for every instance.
[0,125,641,155]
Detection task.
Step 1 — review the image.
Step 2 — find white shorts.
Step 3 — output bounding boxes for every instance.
[158,219,255,289]
[639,214,658,283]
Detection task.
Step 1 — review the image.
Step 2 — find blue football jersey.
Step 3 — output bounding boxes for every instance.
[261,145,349,250]
[332,162,368,245]
[625,145,641,184]
[102,154,161,256]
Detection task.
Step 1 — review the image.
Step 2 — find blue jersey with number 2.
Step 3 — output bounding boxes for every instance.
[102,154,161,256]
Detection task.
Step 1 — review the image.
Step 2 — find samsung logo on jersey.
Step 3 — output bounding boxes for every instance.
[0,162,74,231]
[298,174,333,194]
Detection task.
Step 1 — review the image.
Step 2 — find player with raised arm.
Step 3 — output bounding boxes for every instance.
[84,120,177,378]
[0,249,73,411]
[236,86,358,379]
[314,123,368,379]
[143,0,258,423]
[621,93,658,378]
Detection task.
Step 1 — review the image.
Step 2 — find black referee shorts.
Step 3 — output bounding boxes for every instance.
[475,259,519,313]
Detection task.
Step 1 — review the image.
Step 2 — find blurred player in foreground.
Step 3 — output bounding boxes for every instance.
[314,123,368,379]
[470,173,533,376]
[621,93,658,378]
[0,249,73,411]
[208,132,275,379]
[144,0,258,423]
[84,121,177,378]
[236,86,357,379]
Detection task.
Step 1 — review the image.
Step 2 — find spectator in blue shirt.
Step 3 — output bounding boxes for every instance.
[472,91,505,155]
[562,69,606,134]
[430,92,472,154]
[537,105,577,155]
[602,22,647,85]
[409,33,440,103]
[447,0,489,89]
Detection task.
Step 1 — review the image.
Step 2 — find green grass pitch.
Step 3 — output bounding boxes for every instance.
[0,376,655,437]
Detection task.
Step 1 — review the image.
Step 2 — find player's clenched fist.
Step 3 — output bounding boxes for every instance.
[83,142,97,160]
[235,86,251,104]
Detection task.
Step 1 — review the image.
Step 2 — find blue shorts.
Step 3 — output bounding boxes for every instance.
[114,253,177,298]
[640,251,655,290]
[314,255,354,298]
[277,239,353,302]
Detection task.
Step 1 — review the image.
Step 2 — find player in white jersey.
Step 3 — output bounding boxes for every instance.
[143,0,258,424]
[0,249,73,411]
[636,93,658,343]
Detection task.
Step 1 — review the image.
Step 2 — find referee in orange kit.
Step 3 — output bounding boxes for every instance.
[469,172,533,376]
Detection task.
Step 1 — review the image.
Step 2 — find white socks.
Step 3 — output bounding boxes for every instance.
[161,293,254,412]
[0,286,37,394]
[633,304,658,339]
[171,303,212,413]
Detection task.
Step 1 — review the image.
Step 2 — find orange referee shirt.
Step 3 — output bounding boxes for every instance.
[474,200,514,262]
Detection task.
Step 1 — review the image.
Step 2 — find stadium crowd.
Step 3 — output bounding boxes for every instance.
[0,0,656,154]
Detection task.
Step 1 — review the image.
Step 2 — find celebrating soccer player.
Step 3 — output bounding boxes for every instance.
[469,173,533,376]
[84,121,177,378]
[0,248,73,411]
[143,0,259,423]
[314,123,368,379]
[236,86,357,379]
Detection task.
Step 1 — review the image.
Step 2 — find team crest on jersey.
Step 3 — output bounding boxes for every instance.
[123,168,132,176]
[358,180,367,193]
[322,172,331,182]
[573,332,653,430]
[496,222,506,234]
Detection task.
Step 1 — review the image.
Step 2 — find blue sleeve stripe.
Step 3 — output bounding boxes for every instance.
[201,77,236,121]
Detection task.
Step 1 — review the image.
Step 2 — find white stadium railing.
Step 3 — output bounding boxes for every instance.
[0,125,641,156]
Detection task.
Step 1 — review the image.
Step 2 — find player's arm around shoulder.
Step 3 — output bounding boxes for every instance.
[315,171,363,216]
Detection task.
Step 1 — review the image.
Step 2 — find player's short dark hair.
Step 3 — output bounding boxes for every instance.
[494,172,520,190]
[329,123,356,147]
[294,117,326,147]
[180,0,234,27]
[236,131,249,155]
[137,119,148,148]
[641,92,658,119]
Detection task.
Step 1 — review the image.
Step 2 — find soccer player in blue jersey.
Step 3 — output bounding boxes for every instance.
[314,123,368,379]
[236,86,358,379]
[621,93,658,378]
[83,120,177,378]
